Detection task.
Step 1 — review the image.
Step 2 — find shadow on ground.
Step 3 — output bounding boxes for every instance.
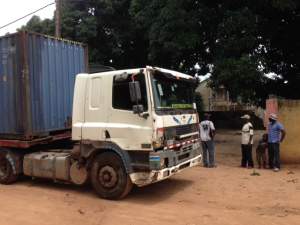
[15,176,94,196]
[13,175,194,204]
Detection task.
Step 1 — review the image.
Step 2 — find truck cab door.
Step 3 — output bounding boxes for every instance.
[106,71,153,151]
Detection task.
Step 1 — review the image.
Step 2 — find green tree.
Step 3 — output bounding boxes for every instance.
[60,0,148,67]
[130,0,206,73]
[194,92,204,114]
[211,56,268,105]
[252,0,300,99]
[19,0,300,104]
[19,15,54,35]
[20,0,146,68]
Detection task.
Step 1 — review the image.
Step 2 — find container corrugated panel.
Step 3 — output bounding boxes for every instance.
[0,31,87,140]
[0,33,23,136]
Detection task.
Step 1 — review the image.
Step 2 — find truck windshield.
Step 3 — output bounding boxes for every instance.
[151,71,194,110]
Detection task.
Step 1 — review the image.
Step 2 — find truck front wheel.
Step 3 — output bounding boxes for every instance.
[90,152,133,200]
[0,151,19,184]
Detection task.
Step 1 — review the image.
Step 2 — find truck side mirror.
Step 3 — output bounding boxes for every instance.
[129,81,148,117]
[133,105,144,114]
[129,81,142,103]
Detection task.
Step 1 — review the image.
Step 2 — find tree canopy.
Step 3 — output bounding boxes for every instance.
[19,0,300,105]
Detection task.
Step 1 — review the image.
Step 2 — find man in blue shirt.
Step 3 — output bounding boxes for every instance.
[268,113,286,172]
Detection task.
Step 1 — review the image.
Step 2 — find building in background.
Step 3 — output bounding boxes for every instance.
[196,78,255,112]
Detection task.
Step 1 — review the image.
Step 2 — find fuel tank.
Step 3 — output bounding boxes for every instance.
[23,152,71,181]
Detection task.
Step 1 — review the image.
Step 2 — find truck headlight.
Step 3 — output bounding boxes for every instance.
[153,141,163,149]
[153,128,164,148]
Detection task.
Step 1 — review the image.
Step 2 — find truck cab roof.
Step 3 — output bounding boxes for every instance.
[78,66,195,80]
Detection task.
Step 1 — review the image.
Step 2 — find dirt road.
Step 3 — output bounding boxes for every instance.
[1,131,300,225]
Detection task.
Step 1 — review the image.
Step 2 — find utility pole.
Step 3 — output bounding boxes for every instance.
[55,0,62,37]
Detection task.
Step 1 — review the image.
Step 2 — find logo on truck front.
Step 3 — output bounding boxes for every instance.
[172,116,181,125]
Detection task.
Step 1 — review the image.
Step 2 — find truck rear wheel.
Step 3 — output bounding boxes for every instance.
[90,152,133,200]
[0,151,19,184]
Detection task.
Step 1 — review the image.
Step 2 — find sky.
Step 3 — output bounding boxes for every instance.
[0,0,55,36]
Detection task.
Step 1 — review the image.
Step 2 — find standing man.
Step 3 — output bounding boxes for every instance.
[268,113,286,172]
[241,114,254,168]
[200,113,216,168]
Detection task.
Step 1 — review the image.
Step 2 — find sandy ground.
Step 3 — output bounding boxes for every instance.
[1,130,300,225]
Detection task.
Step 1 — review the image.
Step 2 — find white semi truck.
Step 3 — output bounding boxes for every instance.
[0,66,201,199]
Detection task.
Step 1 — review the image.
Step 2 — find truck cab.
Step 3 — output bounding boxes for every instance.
[0,66,201,200]
[72,66,201,198]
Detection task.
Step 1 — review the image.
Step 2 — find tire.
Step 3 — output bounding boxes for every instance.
[90,152,133,200]
[0,151,19,184]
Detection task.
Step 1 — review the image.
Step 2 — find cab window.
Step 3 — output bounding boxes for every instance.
[112,73,148,111]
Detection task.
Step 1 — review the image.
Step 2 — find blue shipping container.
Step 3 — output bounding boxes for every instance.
[0,31,88,140]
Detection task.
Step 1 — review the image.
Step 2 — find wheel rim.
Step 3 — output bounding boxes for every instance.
[0,157,9,178]
[98,166,118,188]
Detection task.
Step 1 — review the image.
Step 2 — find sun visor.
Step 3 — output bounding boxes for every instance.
[152,67,197,84]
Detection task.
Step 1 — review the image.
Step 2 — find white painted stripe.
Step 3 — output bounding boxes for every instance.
[73,122,152,130]
[179,132,199,139]
[163,138,200,150]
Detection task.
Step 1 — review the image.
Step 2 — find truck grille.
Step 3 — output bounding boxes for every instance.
[164,124,198,140]
[175,124,195,136]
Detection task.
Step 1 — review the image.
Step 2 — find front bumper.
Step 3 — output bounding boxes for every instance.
[129,152,202,187]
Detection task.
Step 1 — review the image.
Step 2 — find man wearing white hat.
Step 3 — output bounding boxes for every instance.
[268,113,286,172]
[241,114,254,168]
